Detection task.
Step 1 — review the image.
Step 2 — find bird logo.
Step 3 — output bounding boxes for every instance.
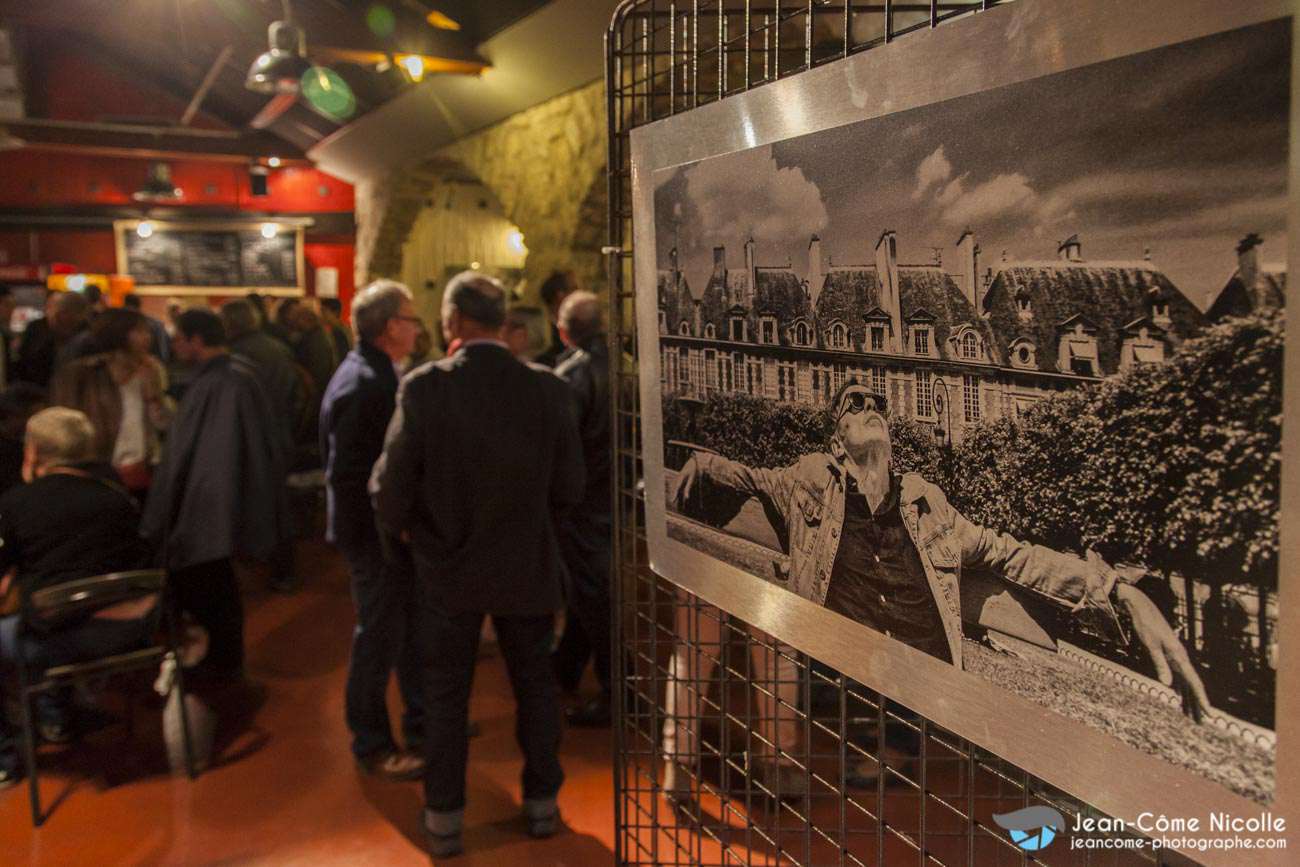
[992,806,1067,851]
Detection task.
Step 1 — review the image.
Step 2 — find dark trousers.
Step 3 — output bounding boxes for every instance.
[558,511,612,695]
[171,558,243,670]
[0,613,153,772]
[420,601,563,813]
[341,534,427,757]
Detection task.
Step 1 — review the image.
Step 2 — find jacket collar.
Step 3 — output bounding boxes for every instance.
[826,454,927,506]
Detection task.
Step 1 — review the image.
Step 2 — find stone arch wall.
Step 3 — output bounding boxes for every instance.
[357,80,607,306]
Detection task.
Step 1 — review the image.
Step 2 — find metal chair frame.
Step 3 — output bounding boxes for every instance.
[12,568,197,826]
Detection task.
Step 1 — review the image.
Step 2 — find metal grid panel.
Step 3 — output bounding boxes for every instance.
[606,3,1177,864]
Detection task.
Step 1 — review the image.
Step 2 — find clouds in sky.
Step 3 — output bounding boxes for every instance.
[912,146,1075,237]
[682,145,828,249]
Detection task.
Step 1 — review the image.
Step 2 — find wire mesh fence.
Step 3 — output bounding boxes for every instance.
[607,2,1186,865]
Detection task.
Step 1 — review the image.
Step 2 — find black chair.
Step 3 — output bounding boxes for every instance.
[13,569,196,826]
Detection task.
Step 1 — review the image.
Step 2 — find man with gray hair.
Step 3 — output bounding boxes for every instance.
[0,407,152,788]
[371,270,584,856]
[552,291,614,727]
[319,279,427,780]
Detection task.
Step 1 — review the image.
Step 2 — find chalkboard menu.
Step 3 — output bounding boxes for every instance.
[115,222,303,293]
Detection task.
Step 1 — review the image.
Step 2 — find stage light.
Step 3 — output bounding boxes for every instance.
[137,220,155,239]
[261,223,278,239]
[268,156,282,168]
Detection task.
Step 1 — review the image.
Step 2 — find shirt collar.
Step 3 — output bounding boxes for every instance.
[844,471,902,516]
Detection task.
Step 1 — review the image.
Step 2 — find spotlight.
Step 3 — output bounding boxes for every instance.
[267,156,282,168]
[136,220,155,239]
[133,163,182,201]
[246,12,311,94]
[397,54,425,82]
[261,223,279,239]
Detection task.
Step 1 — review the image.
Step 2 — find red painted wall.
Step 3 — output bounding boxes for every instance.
[1,151,356,313]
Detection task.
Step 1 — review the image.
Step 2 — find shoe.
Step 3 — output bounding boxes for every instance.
[423,807,464,858]
[564,696,611,728]
[37,719,74,745]
[356,748,425,781]
[522,797,561,839]
[0,765,21,791]
[746,753,809,799]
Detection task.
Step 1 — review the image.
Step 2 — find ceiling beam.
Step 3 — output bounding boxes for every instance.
[0,118,307,162]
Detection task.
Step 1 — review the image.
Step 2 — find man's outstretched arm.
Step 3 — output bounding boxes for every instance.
[670,452,794,531]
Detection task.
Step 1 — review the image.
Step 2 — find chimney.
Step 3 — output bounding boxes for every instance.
[955,228,978,308]
[1057,234,1082,262]
[744,237,756,303]
[1237,233,1262,292]
[875,229,901,352]
[692,299,701,336]
[712,245,727,280]
[808,235,822,304]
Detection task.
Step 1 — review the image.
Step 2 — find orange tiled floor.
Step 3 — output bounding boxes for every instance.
[1,537,617,865]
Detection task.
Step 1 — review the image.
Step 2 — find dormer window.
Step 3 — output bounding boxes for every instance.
[828,322,848,349]
[730,314,746,341]
[1010,338,1037,370]
[760,316,777,345]
[1057,317,1099,377]
[960,332,978,360]
[1121,321,1166,371]
[914,329,929,355]
[678,320,691,336]
[792,320,810,347]
[1148,287,1172,327]
[870,326,885,352]
[704,323,716,338]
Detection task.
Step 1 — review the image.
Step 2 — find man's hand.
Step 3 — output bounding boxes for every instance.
[1114,582,1212,723]
[670,455,702,516]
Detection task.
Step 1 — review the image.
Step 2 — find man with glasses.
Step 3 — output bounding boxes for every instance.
[672,379,1209,718]
[320,280,427,781]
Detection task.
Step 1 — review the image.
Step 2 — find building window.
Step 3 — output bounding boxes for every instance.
[678,347,689,390]
[811,364,833,403]
[963,375,981,423]
[960,332,978,360]
[679,320,690,336]
[1015,293,1033,320]
[832,363,846,393]
[747,359,763,396]
[761,317,776,345]
[1065,339,1098,376]
[793,321,810,346]
[1010,340,1036,369]
[913,328,930,356]
[719,353,734,391]
[829,322,847,349]
[704,349,717,392]
[658,310,666,333]
[730,316,745,341]
[777,362,796,401]
[704,323,716,338]
[915,369,933,418]
[871,367,886,399]
[870,326,885,352]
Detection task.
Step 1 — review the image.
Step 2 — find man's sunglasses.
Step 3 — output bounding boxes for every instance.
[837,391,886,418]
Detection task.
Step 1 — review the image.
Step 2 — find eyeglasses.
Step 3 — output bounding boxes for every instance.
[837,390,886,419]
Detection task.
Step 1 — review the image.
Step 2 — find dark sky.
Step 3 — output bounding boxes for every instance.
[654,18,1290,309]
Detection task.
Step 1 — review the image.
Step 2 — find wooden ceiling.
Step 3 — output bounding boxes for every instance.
[0,0,553,163]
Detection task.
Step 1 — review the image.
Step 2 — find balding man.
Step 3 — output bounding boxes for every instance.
[320,280,427,781]
[552,291,613,727]
[0,408,152,788]
[371,271,584,857]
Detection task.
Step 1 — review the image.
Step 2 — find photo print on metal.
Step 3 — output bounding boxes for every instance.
[632,0,1293,855]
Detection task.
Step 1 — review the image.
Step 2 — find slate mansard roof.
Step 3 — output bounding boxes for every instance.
[981,260,1205,376]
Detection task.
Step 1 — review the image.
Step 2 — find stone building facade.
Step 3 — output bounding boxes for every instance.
[658,231,1207,442]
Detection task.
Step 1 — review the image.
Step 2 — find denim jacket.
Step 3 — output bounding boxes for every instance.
[675,451,1122,665]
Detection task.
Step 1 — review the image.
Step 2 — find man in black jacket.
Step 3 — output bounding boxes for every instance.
[320,280,426,781]
[0,407,151,788]
[141,309,288,678]
[552,291,613,728]
[370,271,584,857]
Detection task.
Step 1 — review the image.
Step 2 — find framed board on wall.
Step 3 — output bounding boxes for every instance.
[631,0,1294,860]
[113,220,305,296]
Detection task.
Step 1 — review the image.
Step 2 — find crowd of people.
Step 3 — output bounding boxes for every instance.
[0,270,615,859]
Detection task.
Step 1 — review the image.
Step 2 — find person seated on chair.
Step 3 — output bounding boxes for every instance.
[0,407,153,790]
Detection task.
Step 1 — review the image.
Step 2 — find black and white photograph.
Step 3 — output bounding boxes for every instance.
[647,16,1287,806]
